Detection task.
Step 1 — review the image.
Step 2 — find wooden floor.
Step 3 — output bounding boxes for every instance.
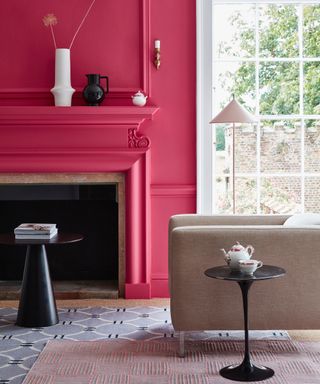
[0,280,119,300]
[0,298,319,342]
[0,298,170,308]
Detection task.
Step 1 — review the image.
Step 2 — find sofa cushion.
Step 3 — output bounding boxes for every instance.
[283,213,320,226]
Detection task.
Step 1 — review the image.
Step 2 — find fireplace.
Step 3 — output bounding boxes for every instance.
[0,173,125,298]
[0,106,159,298]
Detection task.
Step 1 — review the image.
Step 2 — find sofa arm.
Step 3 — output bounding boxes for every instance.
[169,215,289,232]
[169,225,320,331]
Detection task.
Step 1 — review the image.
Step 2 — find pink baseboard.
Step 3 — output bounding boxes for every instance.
[151,279,170,298]
[125,283,151,299]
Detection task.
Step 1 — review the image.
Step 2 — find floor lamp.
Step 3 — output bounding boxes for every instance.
[210,96,256,214]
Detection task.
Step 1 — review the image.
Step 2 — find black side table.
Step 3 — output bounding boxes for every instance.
[205,265,286,382]
[0,233,83,328]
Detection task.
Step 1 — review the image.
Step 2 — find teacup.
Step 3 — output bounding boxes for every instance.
[238,259,263,275]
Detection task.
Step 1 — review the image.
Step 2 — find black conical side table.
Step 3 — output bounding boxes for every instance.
[205,265,286,382]
[0,233,83,328]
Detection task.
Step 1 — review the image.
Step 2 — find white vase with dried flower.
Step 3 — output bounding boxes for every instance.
[51,48,75,107]
[43,0,96,107]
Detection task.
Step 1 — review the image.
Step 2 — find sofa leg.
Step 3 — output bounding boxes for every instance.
[178,331,185,358]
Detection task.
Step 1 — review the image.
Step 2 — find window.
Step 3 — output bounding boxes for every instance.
[197,0,320,214]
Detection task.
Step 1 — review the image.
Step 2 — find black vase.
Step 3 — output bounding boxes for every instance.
[83,74,109,106]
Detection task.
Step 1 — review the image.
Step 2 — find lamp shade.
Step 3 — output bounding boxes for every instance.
[210,98,256,124]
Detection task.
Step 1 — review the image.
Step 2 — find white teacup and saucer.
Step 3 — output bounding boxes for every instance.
[238,259,263,276]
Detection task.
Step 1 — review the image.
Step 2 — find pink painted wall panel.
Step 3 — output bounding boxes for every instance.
[0,0,140,90]
[0,0,196,297]
[147,0,196,184]
[151,191,196,297]
[148,0,196,296]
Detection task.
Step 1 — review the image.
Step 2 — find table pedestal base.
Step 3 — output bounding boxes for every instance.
[16,244,58,328]
[220,281,274,381]
[205,266,286,383]
[220,361,274,382]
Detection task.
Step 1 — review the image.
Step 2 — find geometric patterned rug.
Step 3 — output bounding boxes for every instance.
[22,339,320,384]
[0,306,289,384]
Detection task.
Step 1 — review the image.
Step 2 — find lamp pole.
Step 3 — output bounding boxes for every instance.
[232,122,236,214]
[210,96,256,215]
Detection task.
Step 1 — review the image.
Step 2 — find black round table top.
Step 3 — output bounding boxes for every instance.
[205,265,286,281]
[0,233,84,246]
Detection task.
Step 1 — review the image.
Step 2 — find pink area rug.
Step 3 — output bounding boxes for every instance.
[23,339,320,384]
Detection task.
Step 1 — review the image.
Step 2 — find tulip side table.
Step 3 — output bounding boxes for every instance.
[205,265,286,382]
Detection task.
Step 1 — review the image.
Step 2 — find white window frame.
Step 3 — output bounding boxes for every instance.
[197,0,213,214]
[197,0,320,214]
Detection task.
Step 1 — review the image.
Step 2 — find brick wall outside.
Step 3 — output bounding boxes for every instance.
[305,177,320,212]
[218,123,320,213]
[305,130,320,172]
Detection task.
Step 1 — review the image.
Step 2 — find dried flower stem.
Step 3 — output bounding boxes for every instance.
[69,0,96,49]
[43,14,58,48]
[50,25,57,49]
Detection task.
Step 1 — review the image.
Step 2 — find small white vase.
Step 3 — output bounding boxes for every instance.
[51,48,75,107]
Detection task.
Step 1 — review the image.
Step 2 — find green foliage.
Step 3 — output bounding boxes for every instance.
[218,4,320,116]
[304,5,320,57]
[304,62,320,114]
[259,5,298,58]
[216,125,225,151]
[260,62,299,115]
[229,10,255,57]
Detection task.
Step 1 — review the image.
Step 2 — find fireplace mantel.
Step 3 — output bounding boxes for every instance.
[0,105,159,151]
[0,105,159,299]
[0,106,159,125]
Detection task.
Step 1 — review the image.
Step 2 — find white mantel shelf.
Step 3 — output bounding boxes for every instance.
[0,106,160,126]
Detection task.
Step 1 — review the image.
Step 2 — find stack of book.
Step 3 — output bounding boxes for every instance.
[14,223,58,239]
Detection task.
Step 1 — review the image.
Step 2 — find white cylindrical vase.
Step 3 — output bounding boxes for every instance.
[50,48,75,107]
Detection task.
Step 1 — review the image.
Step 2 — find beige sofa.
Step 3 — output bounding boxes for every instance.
[169,214,320,335]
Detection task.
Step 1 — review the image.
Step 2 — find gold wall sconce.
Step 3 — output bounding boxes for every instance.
[154,40,160,70]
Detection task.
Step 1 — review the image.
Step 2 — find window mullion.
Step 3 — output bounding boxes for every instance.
[260,114,320,120]
[213,57,320,63]
[213,0,320,4]
[255,3,261,214]
[299,4,305,213]
[196,0,213,214]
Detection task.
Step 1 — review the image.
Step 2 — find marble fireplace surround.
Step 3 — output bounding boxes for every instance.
[0,105,159,299]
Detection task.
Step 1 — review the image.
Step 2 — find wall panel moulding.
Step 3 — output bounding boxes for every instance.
[0,0,152,105]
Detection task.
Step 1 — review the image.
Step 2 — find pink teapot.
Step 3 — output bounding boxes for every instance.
[221,241,254,271]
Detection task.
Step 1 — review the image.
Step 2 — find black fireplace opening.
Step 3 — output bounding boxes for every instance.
[0,184,118,282]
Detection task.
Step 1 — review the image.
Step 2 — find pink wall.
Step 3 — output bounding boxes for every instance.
[0,0,196,297]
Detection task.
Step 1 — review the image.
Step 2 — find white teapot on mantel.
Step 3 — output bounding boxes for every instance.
[221,241,254,271]
[132,90,148,107]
